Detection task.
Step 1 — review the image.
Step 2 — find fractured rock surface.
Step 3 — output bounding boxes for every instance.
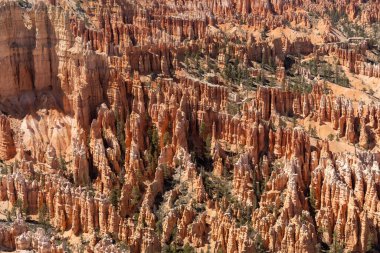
[0,0,379,252]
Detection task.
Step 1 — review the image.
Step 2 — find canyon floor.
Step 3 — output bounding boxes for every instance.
[0,0,379,252]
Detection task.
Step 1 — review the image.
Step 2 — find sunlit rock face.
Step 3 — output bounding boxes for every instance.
[0,0,379,252]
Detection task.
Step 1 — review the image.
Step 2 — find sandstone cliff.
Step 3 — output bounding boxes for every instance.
[0,0,378,252]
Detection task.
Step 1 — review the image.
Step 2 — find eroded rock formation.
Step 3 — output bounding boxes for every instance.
[0,0,378,252]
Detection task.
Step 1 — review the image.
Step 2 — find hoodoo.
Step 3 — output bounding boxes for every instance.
[0,0,379,252]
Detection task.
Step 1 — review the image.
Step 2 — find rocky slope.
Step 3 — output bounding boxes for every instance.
[0,0,379,252]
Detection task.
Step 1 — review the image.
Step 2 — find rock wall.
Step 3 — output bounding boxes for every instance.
[0,0,378,252]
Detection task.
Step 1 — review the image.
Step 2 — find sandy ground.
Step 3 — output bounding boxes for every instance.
[297,117,357,153]
[324,55,379,104]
